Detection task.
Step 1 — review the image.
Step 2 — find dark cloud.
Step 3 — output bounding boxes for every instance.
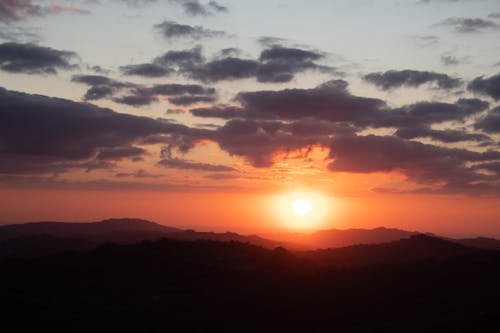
[187,57,260,82]
[190,105,246,119]
[72,74,216,107]
[155,46,205,66]
[190,81,486,137]
[154,20,227,40]
[328,134,500,194]
[72,74,115,86]
[186,46,335,83]
[468,73,500,100]
[232,80,386,122]
[489,12,500,19]
[71,74,133,101]
[122,45,334,83]
[395,126,491,143]
[438,17,500,33]
[363,70,462,90]
[96,146,147,160]
[0,86,197,174]
[127,46,206,78]
[376,98,489,128]
[120,63,174,77]
[259,46,322,63]
[169,0,227,16]
[158,158,234,171]
[473,162,500,176]
[0,42,77,74]
[212,119,334,167]
[151,83,215,95]
[475,107,500,133]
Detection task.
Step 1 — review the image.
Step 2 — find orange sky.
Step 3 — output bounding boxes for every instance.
[1,188,499,237]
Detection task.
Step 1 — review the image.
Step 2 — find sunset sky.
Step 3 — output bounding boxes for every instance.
[1,0,499,236]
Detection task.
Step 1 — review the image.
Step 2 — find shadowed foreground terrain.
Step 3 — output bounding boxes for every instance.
[2,235,500,332]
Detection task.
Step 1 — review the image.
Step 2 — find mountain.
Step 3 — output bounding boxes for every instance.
[299,234,486,267]
[0,218,286,258]
[264,226,419,249]
[453,237,500,250]
[0,218,180,243]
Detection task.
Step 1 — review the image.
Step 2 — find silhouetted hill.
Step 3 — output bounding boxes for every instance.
[0,218,179,241]
[299,234,486,267]
[454,237,500,250]
[265,226,419,249]
[0,219,287,258]
[2,238,500,332]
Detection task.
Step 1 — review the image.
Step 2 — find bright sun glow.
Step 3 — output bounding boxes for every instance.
[291,198,313,216]
[275,191,331,230]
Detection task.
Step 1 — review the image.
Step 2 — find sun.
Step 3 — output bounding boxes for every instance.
[291,198,313,216]
[274,191,331,230]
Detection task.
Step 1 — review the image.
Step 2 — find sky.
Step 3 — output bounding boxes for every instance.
[0,0,499,236]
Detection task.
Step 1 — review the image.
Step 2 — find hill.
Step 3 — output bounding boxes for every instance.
[0,218,285,258]
[2,238,500,332]
[299,234,486,267]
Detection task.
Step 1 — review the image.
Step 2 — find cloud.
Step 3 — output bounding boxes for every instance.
[0,86,198,174]
[363,69,462,90]
[441,55,461,66]
[468,73,500,100]
[0,0,90,22]
[328,134,500,194]
[395,126,491,143]
[187,46,335,83]
[121,45,336,83]
[475,106,500,133]
[257,36,289,47]
[72,74,216,107]
[96,146,147,160]
[213,119,329,167]
[0,42,78,74]
[158,157,234,171]
[375,98,489,128]
[189,81,487,137]
[120,63,174,77]
[437,17,500,33]
[220,80,386,123]
[168,0,227,16]
[154,20,227,40]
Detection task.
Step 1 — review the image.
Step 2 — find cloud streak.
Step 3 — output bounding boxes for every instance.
[0,42,78,74]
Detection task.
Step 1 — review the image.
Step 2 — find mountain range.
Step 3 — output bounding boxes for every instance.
[1,218,500,260]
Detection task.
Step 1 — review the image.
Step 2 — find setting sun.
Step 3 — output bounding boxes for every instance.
[275,191,331,230]
[291,198,313,216]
